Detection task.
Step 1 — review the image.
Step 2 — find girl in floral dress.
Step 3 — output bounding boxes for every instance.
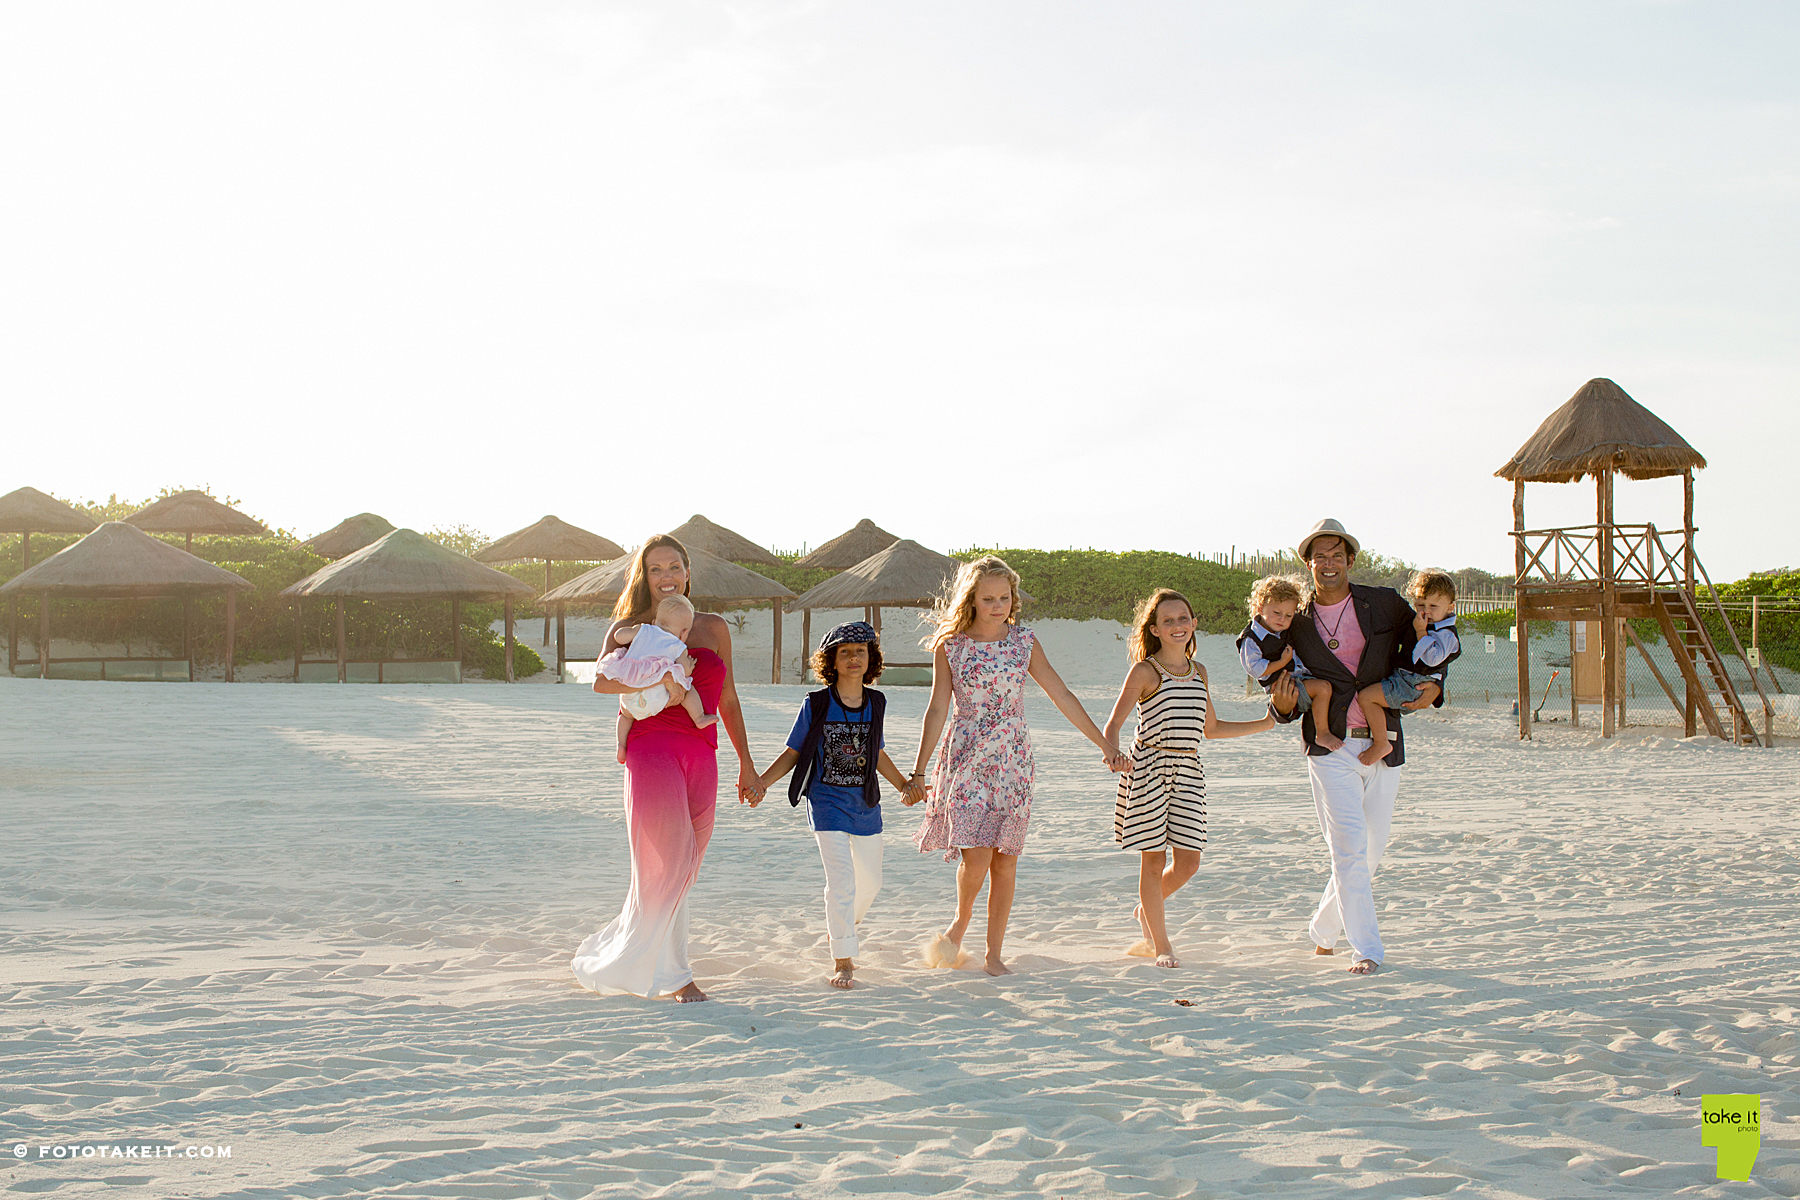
[910,556,1126,976]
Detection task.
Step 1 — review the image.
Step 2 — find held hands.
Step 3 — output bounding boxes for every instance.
[1102,743,1130,773]
[899,774,928,807]
[738,765,766,807]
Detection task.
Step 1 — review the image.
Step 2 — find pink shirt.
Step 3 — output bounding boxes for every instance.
[1313,594,1367,731]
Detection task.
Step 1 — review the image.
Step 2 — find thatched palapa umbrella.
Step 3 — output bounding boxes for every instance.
[793,518,900,570]
[303,513,396,560]
[475,515,626,649]
[1,486,98,674]
[541,543,795,683]
[126,489,269,551]
[790,539,1038,677]
[0,522,254,681]
[667,514,781,566]
[281,529,536,683]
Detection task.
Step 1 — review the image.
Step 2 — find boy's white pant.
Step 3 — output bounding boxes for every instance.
[815,831,883,958]
[1305,739,1400,964]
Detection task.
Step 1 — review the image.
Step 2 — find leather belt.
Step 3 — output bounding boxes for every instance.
[1348,727,1372,739]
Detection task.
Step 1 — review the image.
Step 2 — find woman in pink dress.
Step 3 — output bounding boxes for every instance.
[572,536,761,1003]
[909,555,1126,976]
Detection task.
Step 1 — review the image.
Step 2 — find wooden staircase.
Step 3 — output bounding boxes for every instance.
[1649,587,1761,746]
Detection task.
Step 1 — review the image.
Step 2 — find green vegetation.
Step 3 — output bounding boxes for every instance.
[955,548,1254,632]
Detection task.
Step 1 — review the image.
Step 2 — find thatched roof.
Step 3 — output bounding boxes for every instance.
[666,514,781,566]
[793,518,901,570]
[280,529,536,601]
[0,522,253,597]
[303,513,395,560]
[475,515,625,564]
[542,544,795,608]
[125,490,269,536]
[792,540,963,609]
[0,486,98,534]
[1496,378,1707,483]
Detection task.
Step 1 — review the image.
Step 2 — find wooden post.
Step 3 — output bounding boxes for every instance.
[336,597,347,684]
[864,605,874,625]
[1683,468,1697,737]
[224,590,236,683]
[39,594,50,680]
[185,532,193,553]
[182,595,193,668]
[21,530,30,569]
[543,559,552,646]
[1569,620,1580,728]
[873,605,882,635]
[801,608,812,683]
[292,600,303,682]
[556,602,566,682]
[504,597,515,683]
[772,597,784,684]
[1514,479,1529,739]
[452,597,462,681]
[1598,470,1616,738]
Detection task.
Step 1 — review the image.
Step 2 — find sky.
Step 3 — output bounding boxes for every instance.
[2,1,1795,579]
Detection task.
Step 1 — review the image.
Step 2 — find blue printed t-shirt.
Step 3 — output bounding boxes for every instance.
[785,691,883,836]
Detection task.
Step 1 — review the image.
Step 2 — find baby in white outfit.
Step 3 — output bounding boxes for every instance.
[597,594,719,762]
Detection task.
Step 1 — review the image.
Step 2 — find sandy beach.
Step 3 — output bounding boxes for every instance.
[4,652,1798,1197]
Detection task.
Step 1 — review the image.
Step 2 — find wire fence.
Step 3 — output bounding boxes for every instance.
[1438,606,1799,737]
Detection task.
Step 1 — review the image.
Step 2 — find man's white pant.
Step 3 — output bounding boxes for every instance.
[815,831,883,958]
[1306,738,1400,964]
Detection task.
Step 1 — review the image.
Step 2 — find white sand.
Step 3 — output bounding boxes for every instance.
[4,665,1798,1196]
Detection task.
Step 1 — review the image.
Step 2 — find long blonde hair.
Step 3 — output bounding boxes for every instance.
[1130,588,1195,664]
[927,555,1022,650]
[613,534,691,621]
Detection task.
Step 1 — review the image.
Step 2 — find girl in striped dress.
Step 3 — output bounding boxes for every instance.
[1102,588,1276,968]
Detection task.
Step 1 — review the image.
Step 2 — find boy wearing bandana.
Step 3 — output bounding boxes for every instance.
[752,623,924,989]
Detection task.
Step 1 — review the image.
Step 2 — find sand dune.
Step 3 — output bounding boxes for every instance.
[3,669,1797,1196]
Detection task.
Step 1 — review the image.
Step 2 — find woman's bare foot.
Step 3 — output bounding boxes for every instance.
[828,959,855,989]
[983,954,1013,977]
[1348,958,1379,975]
[672,981,708,1002]
[1154,953,1179,969]
[1314,945,1334,955]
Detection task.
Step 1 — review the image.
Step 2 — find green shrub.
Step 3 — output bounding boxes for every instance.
[463,626,545,679]
[953,548,1254,633]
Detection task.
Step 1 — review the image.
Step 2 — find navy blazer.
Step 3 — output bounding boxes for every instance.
[1274,583,1441,766]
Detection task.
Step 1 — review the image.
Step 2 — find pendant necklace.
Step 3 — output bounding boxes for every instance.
[1320,602,1351,651]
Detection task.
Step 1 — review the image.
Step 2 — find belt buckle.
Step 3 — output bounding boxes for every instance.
[1348,727,1372,739]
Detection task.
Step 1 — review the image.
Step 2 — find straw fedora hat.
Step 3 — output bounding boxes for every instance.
[1297,518,1361,561]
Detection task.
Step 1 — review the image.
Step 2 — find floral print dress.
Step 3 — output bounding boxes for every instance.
[913,625,1037,861]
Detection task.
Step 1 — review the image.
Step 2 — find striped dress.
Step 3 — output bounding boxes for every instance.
[1112,656,1208,853]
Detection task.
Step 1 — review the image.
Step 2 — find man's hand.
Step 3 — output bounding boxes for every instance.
[1401,680,1440,710]
[1270,671,1300,715]
[661,672,688,707]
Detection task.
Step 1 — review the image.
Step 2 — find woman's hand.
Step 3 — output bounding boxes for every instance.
[737,763,763,806]
[1103,743,1130,773]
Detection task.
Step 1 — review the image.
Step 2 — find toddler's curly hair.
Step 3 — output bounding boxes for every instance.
[1246,574,1307,617]
[1407,570,1457,603]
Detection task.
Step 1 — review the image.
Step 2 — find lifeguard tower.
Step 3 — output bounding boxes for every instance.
[1496,379,1770,745]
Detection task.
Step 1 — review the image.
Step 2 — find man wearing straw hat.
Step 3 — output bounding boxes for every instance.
[1268,519,1440,975]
